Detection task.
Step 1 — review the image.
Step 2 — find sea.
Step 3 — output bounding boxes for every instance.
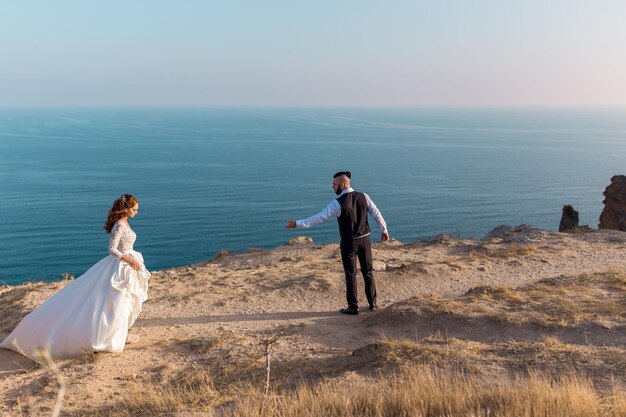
[1,107,624,285]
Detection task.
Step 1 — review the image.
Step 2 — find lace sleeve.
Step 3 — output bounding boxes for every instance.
[108,223,125,258]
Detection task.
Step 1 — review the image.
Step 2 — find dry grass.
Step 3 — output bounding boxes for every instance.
[352,338,482,372]
[75,330,626,417]
[176,334,271,393]
[451,243,539,263]
[229,370,626,417]
[488,243,538,258]
[96,365,225,416]
[93,366,626,417]
[420,242,544,270]
[466,243,539,259]
[0,281,66,335]
[364,337,626,383]
[181,336,227,354]
[403,270,626,329]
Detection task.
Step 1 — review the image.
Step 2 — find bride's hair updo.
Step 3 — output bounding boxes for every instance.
[104,194,139,233]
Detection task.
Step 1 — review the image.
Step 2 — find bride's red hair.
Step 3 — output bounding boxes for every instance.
[104,194,139,233]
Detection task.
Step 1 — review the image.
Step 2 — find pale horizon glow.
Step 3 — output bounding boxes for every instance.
[1,1,625,107]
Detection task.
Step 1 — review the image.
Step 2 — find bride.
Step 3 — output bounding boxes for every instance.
[0,194,150,362]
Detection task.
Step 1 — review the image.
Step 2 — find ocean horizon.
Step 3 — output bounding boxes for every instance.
[1,106,624,285]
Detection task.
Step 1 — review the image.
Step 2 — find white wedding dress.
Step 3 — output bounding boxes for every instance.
[0,221,150,362]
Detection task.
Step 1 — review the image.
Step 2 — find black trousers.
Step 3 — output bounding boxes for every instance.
[340,236,376,310]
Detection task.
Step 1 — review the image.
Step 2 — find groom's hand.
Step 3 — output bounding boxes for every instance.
[286,220,297,229]
[381,232,390,242]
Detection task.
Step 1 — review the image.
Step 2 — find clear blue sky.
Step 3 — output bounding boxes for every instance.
[1,1,624,106]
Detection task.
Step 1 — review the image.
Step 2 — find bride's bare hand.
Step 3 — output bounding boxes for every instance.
[124,258,141,270]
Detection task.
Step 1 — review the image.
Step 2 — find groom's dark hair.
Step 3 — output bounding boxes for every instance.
[333,171,351,179]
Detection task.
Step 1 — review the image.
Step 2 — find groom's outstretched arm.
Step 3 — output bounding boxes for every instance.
[286,200,340,229]
[363,193,390,242]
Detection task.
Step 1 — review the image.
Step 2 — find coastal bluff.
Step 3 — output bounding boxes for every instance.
[1,227,625,416]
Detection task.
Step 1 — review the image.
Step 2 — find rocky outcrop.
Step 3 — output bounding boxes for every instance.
[559,205,591,233]
[285,236,314,246]
[486,225,515,239]
[599,175,626,231]
[485,224,543,243]
[559,205,580,232]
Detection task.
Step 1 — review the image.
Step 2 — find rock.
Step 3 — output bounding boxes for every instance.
[512,224,534,233]
[372,260,387,271]
[558,205,591,233]
[386,262,409,271]
[285,236,314,246]
[599,175,626,231]
[212,250,230,260]
[485,225,514,239]
[559,205,580,232]
[484,224,542,243]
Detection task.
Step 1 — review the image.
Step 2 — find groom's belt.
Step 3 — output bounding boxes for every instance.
[342,232,370,240]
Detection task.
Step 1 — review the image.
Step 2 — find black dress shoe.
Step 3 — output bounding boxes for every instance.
[369,304,378,311]
[340,308,359,315]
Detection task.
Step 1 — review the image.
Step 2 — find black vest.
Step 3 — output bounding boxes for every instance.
[336,191,371,241]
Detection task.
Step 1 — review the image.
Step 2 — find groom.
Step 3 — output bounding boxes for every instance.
[286,171,389,315]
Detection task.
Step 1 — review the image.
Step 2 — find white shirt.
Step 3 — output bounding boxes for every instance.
[296,188,388,234]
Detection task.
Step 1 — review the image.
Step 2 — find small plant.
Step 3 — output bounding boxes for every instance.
[33,347,66,417]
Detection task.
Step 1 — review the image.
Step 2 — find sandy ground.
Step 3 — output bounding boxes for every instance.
[1,227,625,415]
